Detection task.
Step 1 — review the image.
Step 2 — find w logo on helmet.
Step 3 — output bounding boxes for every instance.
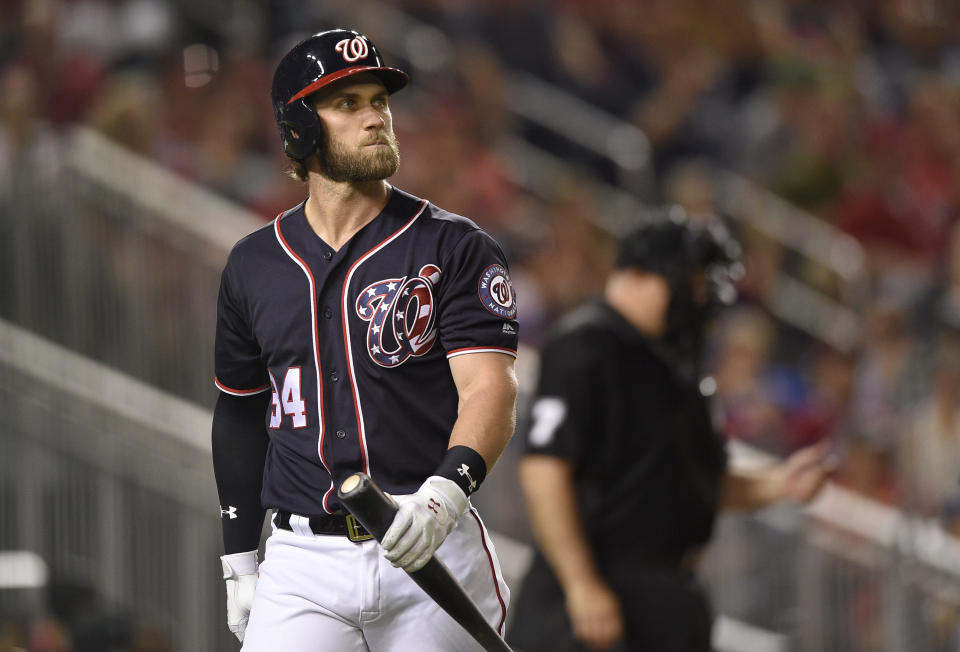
[356,265,441,367]
[335,37,369,63]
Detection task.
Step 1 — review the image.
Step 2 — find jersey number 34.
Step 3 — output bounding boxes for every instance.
[268,367,307,429]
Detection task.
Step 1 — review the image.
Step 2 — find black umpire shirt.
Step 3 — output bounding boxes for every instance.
[523,299,728,562]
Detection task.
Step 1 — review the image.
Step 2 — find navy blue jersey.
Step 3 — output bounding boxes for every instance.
[215,188,519,515]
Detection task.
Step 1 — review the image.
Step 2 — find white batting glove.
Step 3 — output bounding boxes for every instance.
[221,550,258,642]
[381,476,469,572]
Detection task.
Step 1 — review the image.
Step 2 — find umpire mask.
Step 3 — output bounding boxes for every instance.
[615,207,742,380]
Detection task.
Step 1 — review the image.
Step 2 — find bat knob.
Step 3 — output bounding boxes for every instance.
[340,473,364,494]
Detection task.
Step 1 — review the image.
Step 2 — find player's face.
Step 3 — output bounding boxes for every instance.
[312,74,400,183]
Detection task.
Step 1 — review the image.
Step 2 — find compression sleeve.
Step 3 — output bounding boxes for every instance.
[212,390,270,554]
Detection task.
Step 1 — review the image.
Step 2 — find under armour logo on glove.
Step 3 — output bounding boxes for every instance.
[381,476,469,572]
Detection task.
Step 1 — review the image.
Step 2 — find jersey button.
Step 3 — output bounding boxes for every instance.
[330,370,339,382]
[323,251,333,261]
[336,429,346,439]
[323,306,333,319]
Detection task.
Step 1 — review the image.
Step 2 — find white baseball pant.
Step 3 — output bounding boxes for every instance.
[240,507,509,651]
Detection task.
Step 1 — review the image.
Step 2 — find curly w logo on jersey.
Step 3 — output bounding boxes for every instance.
[355,265,441,367]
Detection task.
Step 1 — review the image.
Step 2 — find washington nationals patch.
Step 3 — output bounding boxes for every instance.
[478,264,517,320]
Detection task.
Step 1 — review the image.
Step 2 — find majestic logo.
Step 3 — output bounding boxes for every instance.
[457,463,477,492]
[335,37,369,63]
[220,506,237,520]
[356,265,441,367]
[478,264,517,320]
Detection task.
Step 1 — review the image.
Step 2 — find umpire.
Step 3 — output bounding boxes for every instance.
[506,208,829,652]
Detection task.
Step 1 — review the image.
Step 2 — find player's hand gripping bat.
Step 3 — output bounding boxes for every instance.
[338,473,513,652]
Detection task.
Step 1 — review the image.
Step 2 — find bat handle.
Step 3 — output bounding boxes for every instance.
[338,473,514,652]
[338,472,398,540]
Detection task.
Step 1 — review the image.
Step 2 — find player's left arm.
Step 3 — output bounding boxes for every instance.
[382,352,517,571]
[721,442,832,510]
[446,351,519,470]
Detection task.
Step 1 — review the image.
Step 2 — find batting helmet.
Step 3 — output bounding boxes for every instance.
[271,29,409,160]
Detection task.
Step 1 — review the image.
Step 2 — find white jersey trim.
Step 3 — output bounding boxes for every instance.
[214,378,271,396]
[446,347,518,360]
[273,213,335,513]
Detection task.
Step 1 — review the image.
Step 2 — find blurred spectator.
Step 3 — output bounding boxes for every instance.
[0,63,60,197]
[936,206,960,329]
[662,157,720,217]
[846,281,922,452]
[709,305,841,455]
[27,616,68,652]
[84,71,164,156]
[793,344,855,447]
[520,186,616,329]
[56,0,174,68]
[832,432,899,505]
[0,619,27,652]
[712,306,791,454]
[900,338,960,515]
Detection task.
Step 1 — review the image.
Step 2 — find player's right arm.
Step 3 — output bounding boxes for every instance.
[212,252,271,641]
[212,391,270,554]
[520,335,624,651]
[212,391,268,643]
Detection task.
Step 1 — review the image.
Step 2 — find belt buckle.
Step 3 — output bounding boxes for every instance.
[345,514,373,543]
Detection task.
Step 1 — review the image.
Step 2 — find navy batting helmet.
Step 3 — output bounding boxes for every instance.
[271,29,409,160]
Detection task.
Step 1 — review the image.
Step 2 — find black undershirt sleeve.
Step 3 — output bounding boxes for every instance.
[212,391,270,555]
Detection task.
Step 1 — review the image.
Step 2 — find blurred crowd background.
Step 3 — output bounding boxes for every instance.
[2,0,960,650]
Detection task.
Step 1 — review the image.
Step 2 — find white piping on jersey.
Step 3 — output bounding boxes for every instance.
[214,378,271,396]
[341,199,428,481]
[446,346,518,359]
[272,214,335,513]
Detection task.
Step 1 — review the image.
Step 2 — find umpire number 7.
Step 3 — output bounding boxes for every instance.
[269,367,308,429]
[528,397,566,447]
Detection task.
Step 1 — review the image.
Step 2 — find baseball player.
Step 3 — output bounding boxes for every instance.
[211,29,518,651]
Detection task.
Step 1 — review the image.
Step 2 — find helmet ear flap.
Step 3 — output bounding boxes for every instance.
[276,97,323,161]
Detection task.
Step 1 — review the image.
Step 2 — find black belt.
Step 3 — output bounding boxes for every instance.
[275,510,373,543]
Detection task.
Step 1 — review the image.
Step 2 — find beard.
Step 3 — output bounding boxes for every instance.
[318,129,400,182]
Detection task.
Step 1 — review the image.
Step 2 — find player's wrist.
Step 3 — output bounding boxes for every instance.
[221,550,259,578]
[433,445,487,497]
[423,475,469,516]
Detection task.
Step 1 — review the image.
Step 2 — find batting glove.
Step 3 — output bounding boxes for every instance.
[381,476,468,572]
[221,550,258,642]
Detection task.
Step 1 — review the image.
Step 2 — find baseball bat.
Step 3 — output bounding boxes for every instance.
[338,473,513,652]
